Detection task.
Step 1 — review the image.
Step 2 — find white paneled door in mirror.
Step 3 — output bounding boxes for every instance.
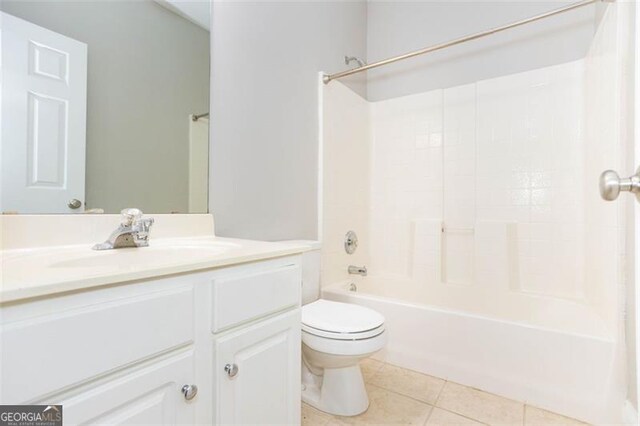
[1,12,87,213]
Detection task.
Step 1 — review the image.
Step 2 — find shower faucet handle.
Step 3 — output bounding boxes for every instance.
[599,167,640,203]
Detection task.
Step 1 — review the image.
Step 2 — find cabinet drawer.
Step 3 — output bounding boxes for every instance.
[1,285,195,403]
[58,350,196,426]
[211,264,300,333]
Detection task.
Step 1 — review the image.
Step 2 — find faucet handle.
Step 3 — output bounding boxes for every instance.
[120,208,143,226]
[137,217,154,233]
[133,217,154,245]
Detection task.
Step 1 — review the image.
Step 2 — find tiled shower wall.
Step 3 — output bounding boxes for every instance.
[321,3,628,332]
[369,90,443,283]
[369,60,586,300]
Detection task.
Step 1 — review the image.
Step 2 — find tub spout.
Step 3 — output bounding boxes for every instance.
[348,265,367,277]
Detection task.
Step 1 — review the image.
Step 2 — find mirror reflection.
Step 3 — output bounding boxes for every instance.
[0,0,210,214]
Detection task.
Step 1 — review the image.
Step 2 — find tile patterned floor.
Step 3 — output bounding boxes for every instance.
[302,359,588,426]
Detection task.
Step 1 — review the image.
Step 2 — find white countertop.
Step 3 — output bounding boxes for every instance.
[0,236,309,303]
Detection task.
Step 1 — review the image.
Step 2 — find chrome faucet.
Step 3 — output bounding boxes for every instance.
[93,208,154,250]
[348,265,367,277]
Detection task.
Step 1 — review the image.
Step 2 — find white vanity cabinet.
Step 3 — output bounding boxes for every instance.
[0,255,302,426]
[210,259,302,425]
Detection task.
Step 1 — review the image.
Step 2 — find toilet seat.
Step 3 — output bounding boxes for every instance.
[302,299,385,338]
[302,323,385,340]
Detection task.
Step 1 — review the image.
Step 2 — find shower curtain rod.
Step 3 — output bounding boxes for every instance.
[192,112,209,121]
[323,0,610,84]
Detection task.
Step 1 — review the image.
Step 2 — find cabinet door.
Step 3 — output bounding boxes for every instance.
[215,310,301,425]
[58,350,197,426]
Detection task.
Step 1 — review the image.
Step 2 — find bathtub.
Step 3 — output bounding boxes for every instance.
[322,280,622,424]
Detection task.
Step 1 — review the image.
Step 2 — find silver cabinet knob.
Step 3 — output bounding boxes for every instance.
[181,384,198,401]
[599,167,640,202]
[224,363,239,378]
[68,199,82,209]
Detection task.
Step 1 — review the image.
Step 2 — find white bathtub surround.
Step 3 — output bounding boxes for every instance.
[366,59,588,308]
[322,60,594,326]
[320,81,370,286]
[322,62,606,332]
[319,2,633,423]
[0,214,309,302]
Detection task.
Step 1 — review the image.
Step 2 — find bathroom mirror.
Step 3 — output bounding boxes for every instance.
[0,0,210,214]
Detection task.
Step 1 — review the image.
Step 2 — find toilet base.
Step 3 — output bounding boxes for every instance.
[301,359,369,416]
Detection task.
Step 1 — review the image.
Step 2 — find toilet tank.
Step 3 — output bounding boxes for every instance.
[280,240,321,305]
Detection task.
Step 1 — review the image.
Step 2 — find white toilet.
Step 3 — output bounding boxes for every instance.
[288,241,387,417]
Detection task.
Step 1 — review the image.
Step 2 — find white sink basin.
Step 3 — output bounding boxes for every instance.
[52,245,235,269]
[151,238,240,251]
[2,238,241,271]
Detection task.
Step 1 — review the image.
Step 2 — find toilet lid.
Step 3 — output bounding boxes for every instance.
[302,300,385,334]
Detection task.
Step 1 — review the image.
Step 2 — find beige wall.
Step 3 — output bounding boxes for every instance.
[1,0,210,213]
